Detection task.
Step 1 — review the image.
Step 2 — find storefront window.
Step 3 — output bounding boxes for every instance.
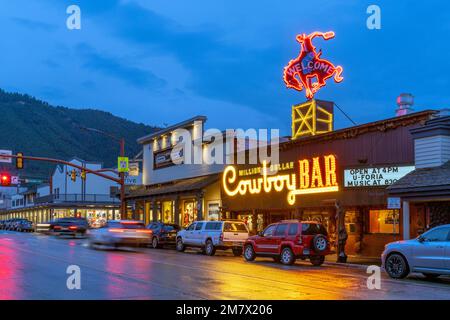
[207,202,220,221]
[182,200,197,227]
[369,210,399,234]
[345,210,360,234]
[236,213,264,233]
[162,201,174,224]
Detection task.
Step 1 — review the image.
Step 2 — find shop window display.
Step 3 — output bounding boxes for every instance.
[237,214,264,233]
[207,202,220,221]
[182,200,197,227]
[369,209,399,234]
[162,201,174,224]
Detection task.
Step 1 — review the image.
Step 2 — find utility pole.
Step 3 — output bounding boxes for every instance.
[77,125,128,219]
[120,137,126,219]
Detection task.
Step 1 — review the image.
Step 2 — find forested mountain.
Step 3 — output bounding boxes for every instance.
[0,89,159,178]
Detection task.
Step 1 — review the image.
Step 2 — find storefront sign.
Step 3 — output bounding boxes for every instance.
[128,162,139,176]
[387,197,401,209]
[283,31,344,100]
[154,148,184,169]
[344,165,415,187]
[223,154,339,205]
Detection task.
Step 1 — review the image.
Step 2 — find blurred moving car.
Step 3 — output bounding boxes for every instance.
[176,220,249,256]
[243,220,330,266]
[88,220,152,248]
[382,224,450,279]
[51,218,89,237]
[146,222,181,248]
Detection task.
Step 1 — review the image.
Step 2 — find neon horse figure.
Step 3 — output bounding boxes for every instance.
[283,31,344,99]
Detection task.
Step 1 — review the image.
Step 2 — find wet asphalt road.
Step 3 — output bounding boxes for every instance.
[0,230,449,300]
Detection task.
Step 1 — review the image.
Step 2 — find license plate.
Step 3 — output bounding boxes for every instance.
[232,242,242,246]
[303,249,310,255]
[61,227,68,231]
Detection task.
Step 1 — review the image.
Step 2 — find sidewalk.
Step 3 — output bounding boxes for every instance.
[324,254,381,268]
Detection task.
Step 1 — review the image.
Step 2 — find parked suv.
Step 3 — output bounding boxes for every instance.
[147,222,181,249]
[243,220,330,266]
[176,220,249,256]
[382,224,450,279]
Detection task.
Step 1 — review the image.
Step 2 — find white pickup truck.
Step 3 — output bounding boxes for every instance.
[176,220,249,256]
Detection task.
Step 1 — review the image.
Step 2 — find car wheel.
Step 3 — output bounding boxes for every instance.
[280,247,295,265]
[232,248,243,257]
[205,240,216,256]
[243,244,256,261]
[310,255,325,266]
[385,253,409,279]
[152,237,159,249]
[312,235,328,253]
[422,273,440,279]
[176,238,185,252]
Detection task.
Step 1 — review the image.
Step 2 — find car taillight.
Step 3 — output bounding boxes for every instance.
[136,229,152,234]
[54,226,61,230]
[68,226,77,230]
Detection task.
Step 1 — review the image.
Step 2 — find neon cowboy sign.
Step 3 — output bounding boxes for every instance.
[283,31,344,99]
[222,154,339,205]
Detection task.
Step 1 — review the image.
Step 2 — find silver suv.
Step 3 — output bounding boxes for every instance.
[382,224,450,279]
[176,220,249,256]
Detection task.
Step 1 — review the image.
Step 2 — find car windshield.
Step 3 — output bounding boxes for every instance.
[224,222,248,233]
[302,223,328,236]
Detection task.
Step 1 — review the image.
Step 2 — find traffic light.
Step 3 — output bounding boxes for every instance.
[0,173,11,186]
[16,152,24,170]
[70,169,76,182]
[81,170,86,180]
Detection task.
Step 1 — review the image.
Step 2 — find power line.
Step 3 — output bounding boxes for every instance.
[334,102,358,126]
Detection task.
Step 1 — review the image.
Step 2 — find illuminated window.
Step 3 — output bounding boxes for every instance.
[369,210,399,234]
[162,201,174,224]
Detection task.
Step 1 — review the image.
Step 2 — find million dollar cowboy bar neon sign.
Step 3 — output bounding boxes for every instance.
[223,155,339,205]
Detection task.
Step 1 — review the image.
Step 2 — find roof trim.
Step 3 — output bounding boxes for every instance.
[137,115,207,144]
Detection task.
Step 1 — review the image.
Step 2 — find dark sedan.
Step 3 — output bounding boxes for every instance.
[51,218,89,237]
[146,222,181,249]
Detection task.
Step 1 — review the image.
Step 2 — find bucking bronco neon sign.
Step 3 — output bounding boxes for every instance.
[283,31,344,99]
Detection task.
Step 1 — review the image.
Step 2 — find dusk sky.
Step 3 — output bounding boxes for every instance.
[1,0,449,135]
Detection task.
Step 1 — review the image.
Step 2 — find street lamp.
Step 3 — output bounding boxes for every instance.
[78,125,127,219]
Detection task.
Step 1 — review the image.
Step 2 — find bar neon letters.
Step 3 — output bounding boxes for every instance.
[222,154,339,205]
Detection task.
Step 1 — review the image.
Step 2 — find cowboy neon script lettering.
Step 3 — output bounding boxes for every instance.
[223,155,339,205]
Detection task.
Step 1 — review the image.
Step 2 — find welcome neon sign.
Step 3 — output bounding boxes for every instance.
[223,154,339,205]
[283,31,344,99]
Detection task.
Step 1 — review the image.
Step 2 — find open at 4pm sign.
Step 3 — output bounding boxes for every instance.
[344,165,415,187]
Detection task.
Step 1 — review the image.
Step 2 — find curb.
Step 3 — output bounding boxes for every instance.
[324,261,381,269]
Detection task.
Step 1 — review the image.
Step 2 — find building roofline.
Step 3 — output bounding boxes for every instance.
[281,109,437,150]
[137,115,207,144]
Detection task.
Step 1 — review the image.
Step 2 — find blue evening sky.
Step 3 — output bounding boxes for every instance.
[1,0,449,135]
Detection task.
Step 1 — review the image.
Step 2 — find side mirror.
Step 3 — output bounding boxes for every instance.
[418,236,425,243]
[258,231,264,237]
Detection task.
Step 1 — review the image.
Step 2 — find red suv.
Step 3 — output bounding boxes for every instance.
[243,220,330,266]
